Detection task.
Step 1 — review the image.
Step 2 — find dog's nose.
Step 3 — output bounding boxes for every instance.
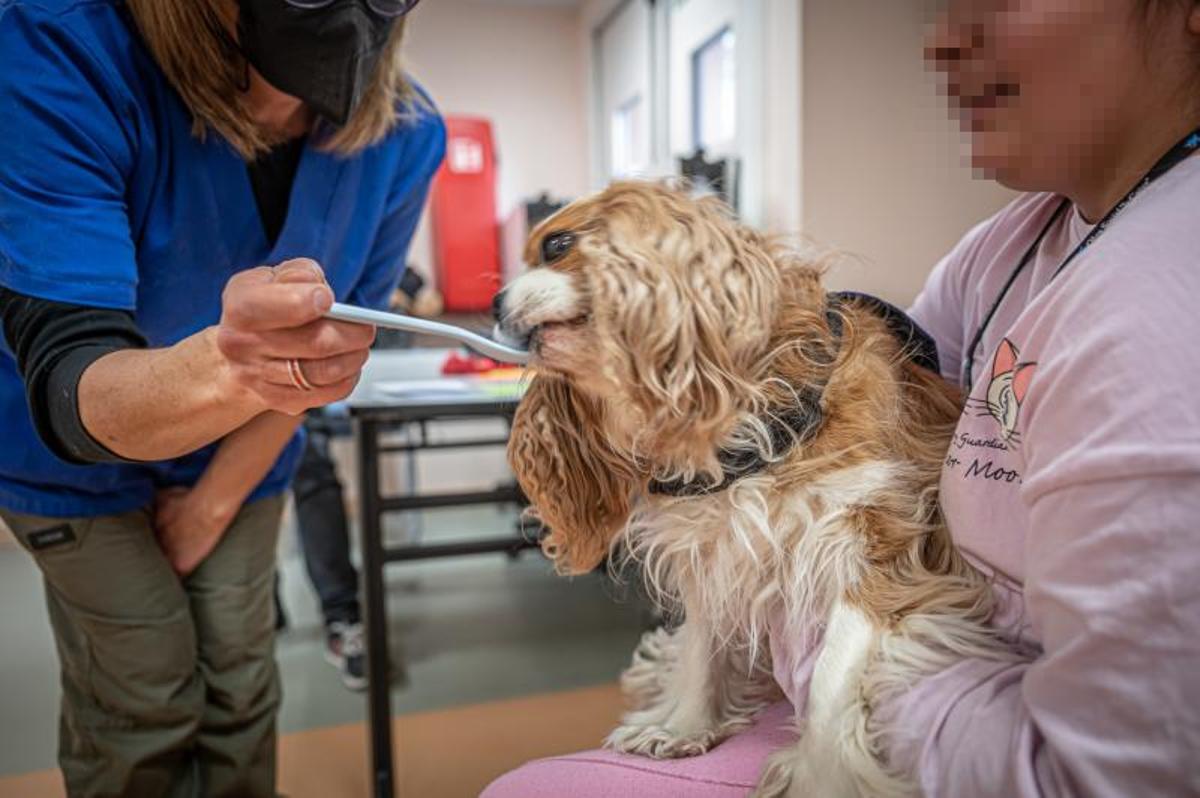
[491,289,507,322]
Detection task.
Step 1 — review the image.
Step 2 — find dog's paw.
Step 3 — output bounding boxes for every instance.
[604,722,722,759]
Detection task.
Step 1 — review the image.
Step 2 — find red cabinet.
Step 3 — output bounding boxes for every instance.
[430,116,501,313]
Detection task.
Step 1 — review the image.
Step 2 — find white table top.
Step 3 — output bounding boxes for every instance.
[345,348,528,411]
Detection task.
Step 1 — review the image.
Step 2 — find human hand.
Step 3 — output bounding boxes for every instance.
[154,486,235,577]
[215,259,376,415]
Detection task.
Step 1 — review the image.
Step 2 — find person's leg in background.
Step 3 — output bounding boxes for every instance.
[0,507,205,798]
[185,495,284,798]
[273,570,288,631]
[481,702,796,798]
[292,411,367,690]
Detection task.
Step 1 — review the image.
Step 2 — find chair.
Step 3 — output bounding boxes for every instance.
[678,148,739,212]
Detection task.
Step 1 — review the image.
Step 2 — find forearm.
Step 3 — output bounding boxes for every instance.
[150,409,304,576]
[880,656,1046,797]
[192,410,304,521]
[79,327,264,461]
[21,260,367,463]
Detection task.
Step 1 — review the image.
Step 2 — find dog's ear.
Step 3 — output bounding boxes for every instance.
[585,189,780,462]
[509,375,641,575]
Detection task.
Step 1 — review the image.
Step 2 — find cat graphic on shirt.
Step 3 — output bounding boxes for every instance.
[966,338,1037,445]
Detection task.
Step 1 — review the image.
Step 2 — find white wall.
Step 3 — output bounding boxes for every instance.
[666,0,736,158]
[595,0,653,177]
[800,0,1013,305]
[579,0,798,235]
[401,0,590,285]
[762,0,801,235]
[580,0,638,186]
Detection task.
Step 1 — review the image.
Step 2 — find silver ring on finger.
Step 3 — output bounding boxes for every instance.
[288,358,315,392]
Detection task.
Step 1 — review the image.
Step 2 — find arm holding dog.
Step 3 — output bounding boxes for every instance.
[877,274,1200,797]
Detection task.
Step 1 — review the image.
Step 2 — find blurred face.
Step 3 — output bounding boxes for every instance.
[927,0,1200,194]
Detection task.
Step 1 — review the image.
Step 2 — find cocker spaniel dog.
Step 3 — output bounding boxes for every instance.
[494,182,1013,797]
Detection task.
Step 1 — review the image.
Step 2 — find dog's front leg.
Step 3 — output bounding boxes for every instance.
[614,625,677,713]
[606,617,725,758]
[751,600,900,798]
[606,616,778,759]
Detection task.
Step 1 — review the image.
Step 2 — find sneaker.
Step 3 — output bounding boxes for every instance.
[324,621,368,692]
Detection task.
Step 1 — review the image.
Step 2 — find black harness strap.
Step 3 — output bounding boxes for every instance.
[829,291,940,374]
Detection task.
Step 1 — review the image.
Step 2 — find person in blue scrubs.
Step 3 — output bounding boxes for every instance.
[0,0,445,794]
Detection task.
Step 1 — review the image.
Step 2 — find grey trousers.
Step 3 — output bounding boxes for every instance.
[1,495,284,798]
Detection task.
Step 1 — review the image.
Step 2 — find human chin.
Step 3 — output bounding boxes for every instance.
[962,118,1030,187]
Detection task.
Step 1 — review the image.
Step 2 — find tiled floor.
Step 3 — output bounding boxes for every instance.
[0,504,651,779]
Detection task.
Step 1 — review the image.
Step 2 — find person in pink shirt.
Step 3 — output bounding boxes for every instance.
[484,1,1200,795]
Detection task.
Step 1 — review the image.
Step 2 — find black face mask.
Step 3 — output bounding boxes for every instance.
[237,0,406,127]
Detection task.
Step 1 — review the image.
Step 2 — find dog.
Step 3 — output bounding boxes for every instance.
[494,181,1015,797]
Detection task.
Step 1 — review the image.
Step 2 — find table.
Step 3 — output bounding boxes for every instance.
[346,349,539,797]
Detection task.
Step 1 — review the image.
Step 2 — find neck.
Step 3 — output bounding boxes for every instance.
[1069,112,1200,223]
[243,67,313,141]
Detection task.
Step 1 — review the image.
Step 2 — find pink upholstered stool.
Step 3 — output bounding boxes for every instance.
[481,702,796,797]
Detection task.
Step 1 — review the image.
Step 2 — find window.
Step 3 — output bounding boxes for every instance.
[611,95,647,178]
[691,26,736,155]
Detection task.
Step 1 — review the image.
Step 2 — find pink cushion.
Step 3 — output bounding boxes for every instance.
[481,702,796,798]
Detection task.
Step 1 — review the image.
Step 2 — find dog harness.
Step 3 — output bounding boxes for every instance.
[647,292,939,497]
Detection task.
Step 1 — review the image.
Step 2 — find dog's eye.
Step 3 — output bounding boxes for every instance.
[541,231,576,264]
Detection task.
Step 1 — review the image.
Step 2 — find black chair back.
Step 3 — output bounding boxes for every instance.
[678,148,738,211]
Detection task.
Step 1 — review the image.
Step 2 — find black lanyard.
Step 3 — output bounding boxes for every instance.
[962,126,1200,388]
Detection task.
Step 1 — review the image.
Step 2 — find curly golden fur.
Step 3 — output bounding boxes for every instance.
[499,182,1019,796]
[125,0,422,159]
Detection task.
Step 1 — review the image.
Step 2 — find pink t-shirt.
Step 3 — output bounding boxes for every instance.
[773,154,1200,796]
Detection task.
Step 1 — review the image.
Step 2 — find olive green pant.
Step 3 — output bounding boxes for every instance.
[0,496,284,798]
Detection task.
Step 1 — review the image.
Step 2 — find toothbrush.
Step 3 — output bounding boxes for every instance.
[324,302,531,365]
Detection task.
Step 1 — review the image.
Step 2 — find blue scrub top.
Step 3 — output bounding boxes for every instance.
[0,0,447,517]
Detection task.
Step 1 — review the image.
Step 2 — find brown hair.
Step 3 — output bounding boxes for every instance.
[1138,0,1200,112]
[124,0,423,160]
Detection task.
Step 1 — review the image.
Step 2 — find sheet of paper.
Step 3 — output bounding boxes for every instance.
[373,379,478,398]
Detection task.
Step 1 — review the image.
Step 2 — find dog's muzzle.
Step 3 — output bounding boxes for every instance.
[491,287,532,350]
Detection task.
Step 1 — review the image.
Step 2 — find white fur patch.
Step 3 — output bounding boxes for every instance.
[753,601,892,798]
[806,461,899,508]
[786,601,880,797]
[807,601,875,730]
[622,460,902,666]
[497,268,581,341]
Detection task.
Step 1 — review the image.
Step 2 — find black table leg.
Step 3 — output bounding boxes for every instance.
[358,417,394,797]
